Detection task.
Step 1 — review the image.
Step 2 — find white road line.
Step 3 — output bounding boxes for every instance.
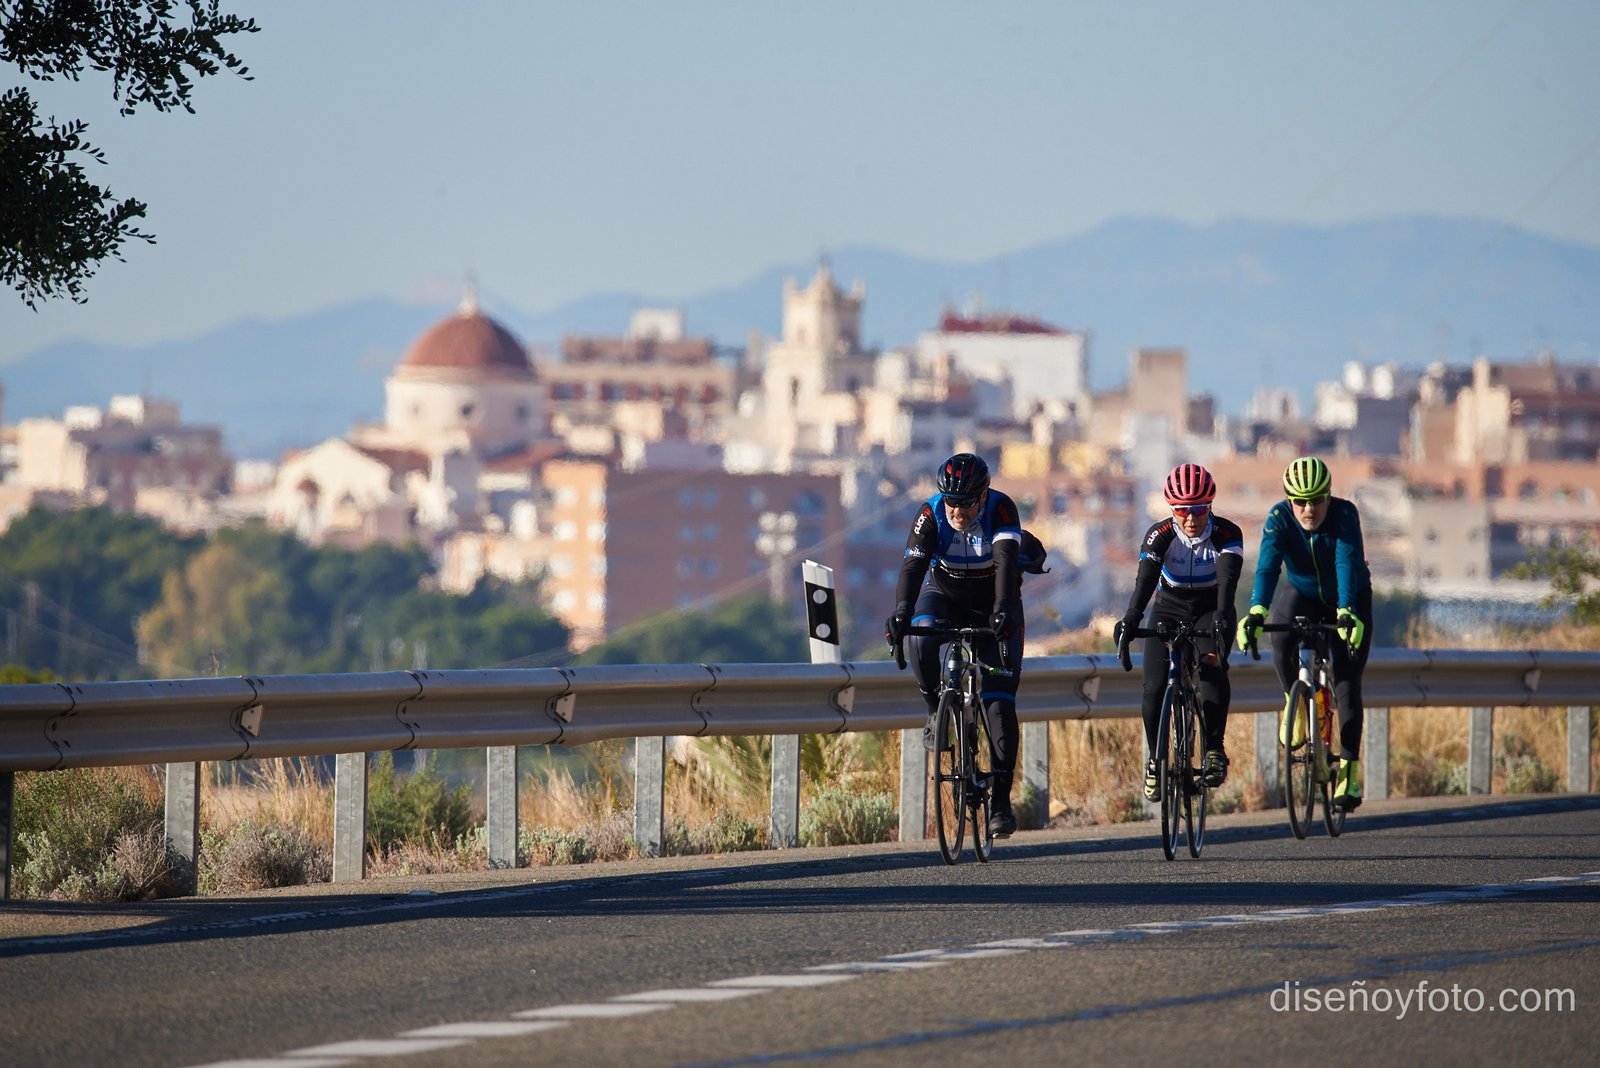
[282,1037,468,1057]
[398,1021,567,1038]
[709,973,862,988]
[611,988,766,1002]
[513,1002,676,1019]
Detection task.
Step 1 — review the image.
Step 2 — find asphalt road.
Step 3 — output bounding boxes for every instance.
[2,794,1597,1067]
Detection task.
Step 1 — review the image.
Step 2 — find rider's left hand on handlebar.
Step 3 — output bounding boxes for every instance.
[989,602,1019,641]
[1336,607,1365,652]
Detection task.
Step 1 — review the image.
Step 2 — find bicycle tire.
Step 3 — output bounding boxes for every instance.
[1158,686,1180,860]
[933,689,965,864]
[970,696,994,862]
[1283,680,1315,840]
[1321,685,1346,838]
[1184,690,1207,858]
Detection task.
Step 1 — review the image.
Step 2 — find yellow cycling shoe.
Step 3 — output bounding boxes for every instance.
[1334,758,1363,811]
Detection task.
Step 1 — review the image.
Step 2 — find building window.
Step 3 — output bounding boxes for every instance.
[702,523,718,541]
[701,558,717,577]
[679,488,695,508]
[703,488,718,507]
[680,523,695,541]
[678,558,695,578]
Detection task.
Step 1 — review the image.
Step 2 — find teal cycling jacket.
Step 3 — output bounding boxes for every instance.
[1248,496,1372,610]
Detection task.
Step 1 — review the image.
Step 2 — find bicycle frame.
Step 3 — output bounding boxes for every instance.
[1250,617,1346,839]
[1129,619,1210,860]
[896,623,1009,864]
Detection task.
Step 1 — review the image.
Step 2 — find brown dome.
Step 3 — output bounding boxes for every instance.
[400,299,533,378]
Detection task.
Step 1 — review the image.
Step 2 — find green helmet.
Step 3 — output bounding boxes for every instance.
[1282,456,1332,499]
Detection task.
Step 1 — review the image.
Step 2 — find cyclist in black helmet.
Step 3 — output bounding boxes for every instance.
[1236,456,1373,811]
[885,452,1025,838]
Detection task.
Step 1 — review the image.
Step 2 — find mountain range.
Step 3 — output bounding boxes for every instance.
[4,215,1597,459]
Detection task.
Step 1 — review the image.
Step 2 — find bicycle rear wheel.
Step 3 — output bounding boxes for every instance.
[969,699,994,862]
[932,690,966,864]
[1158,687,1179,860]
[1320,687,1346,838]
[1283,681,1315,839]
[1184,693,1207,858]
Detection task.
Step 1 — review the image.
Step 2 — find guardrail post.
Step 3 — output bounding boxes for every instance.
[1022,721,1049,826]
[773,560,839,850]
[164,762,200,896]
[634,737,665,858]
[1365,707,1389,802]
[1256,712,1281,807]
[334,753,367,881]
[2,771,13,900]
[487,746,518,868]
[1468,707,1494,795]
[899,739,926,841]
[1569,707,1593,794]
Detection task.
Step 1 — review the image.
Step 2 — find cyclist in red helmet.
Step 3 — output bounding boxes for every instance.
[1114,463,1244,801]
[885,452,1025,838]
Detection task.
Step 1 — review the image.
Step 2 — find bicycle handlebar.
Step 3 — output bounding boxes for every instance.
[1244,617,1345,660]
[890,624,1004,672]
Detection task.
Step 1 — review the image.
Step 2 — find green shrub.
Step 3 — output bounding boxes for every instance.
[666,811,767,855]
[365,752,475,856]
[200,820,331,894]
[798,786,896,847]
[1393,751,1466,797]
[1502,756,1560,794]
[13,767,170,900]
[519,827,598,866]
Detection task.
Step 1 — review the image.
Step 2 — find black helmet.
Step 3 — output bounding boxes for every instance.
[936,452,990,503]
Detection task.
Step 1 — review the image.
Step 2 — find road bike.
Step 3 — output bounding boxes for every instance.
[894,624,1008,864]
[1246,617,1346,839]
[1128,619,1214,859]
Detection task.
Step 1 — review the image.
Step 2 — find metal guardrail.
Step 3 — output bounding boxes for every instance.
[1,648,1594,896]
[0,649,1591,770]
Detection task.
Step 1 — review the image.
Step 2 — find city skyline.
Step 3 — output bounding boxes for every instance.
[4,0,1598,365]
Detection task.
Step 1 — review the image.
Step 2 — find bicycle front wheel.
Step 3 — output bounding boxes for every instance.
[970,698,994,862]
[1283,681,1315,839]
[1184,692,1207,858]
[1158,686,1179,860]
[932,690,966,864]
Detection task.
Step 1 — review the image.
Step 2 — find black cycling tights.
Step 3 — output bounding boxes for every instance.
[1139,624,1230,755]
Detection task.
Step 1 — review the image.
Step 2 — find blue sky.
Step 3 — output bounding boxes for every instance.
[3,0,1597,362]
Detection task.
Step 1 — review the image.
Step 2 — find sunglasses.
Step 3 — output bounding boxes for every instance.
[943,495,981,509]
[1171,504,1209,518]
[1290,495,1330,507]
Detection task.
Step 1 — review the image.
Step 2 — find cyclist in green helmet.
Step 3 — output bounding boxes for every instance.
[1236,456,1373,810]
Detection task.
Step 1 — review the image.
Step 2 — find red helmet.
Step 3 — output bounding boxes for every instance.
[1163,463,1216,506]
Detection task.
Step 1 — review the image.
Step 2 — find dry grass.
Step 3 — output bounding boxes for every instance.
[202,758,333,840]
